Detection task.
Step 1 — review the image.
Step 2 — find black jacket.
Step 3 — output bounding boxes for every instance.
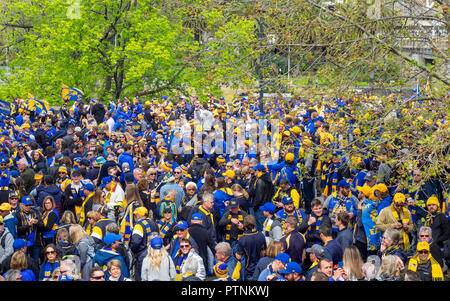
[253,173,274,209]
[34,128,51,149]
[428,213,450,247]
[188,223,217,270]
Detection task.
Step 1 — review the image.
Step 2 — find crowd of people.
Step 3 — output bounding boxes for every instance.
[0,92,448,282]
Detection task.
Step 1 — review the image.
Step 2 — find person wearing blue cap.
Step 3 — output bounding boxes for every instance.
[260,202,283,245]
[322,149,351,198]
[16,196,41,265]
[0,238,39,279]
[278,261,305,281]
[167,220,199,261]
[118,144,135,173]
[141,236,176,281]
[326,179,358,235]
[250,162,274,232]
[189,210,217,276]
[257,252,290,281]
[77,182,96,227]
[92,232,129,280]
[275,196,307,232]
[62,169,84,219]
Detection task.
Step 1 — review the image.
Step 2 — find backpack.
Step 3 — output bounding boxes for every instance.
[57,240,76,259]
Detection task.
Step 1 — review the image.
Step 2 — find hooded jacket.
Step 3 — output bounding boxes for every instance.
[92,247,129,279]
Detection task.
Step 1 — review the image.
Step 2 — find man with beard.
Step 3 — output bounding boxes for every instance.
[423,196,450,248]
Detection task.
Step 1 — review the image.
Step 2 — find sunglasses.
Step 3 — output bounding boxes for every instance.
[174,171,181,174]
[418,250,429,254]
[91,275,105,280]
[149,173,156,176]
[180,245,190,249]
[46,250,56,255]
[420,234,430,238]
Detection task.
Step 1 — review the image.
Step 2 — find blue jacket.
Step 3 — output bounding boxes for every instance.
[118,152,135,172]
[93,247,129,279]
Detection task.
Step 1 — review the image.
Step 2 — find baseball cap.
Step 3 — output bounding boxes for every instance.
[97,205,108,217]
[133,207,148,216]
[337,179,350,188]
[191,213,203,221]
[275,253,291,264]
[222,170,235,179]
[252,163,266,171]
[229,200,239,208]
[306,244,325,257]
[282,196,294,205]
[150,237,163,250]
[364,171,375,181]
[259,202,276,214]
[103,233,122,246]
[279,262,302,274]
[82,183,95,192]
[0,202,11,211]
[417,241,430,252]
[175,221,188,230]
[13,238,32,249]
[21,196,33,206]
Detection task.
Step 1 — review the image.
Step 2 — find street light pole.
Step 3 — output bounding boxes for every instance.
[258,17,265,114]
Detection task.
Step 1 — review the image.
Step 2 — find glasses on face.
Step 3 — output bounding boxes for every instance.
[120,136,125,139]
[180,245,190,249]
[149,173,156,176]
[187,188,196,191]
[46,250,56,255]
[174,171,181,174]
[420,234,430,238]
[91,275,105,280]
[418,250,429,255]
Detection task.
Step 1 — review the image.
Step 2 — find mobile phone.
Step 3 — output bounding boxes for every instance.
[338,261,343,269]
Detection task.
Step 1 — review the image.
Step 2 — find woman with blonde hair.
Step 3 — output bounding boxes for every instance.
[341,246,365,281]
[376,255,403,281]
[230,183,251,213]
[251,240,284,281]
[9,251,36,281]
[69,224,96,280]
[85,210,99,235]
[141,236,176,281]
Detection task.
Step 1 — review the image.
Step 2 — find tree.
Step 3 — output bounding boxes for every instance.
[0,0,258,103]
